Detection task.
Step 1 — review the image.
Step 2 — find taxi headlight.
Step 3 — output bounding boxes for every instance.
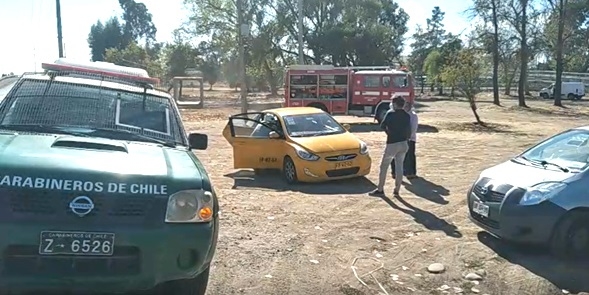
[165,189,214,223]
[294,145,319,161]
[359,141,369,155]
[519,182,567,206]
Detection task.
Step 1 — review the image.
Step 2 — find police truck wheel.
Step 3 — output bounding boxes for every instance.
[283,156,298,184]
[550,211,589,261]
[160,265,210,295]
[567,93,575,100]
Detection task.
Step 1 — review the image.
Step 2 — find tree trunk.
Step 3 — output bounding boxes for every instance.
[554,0,567,107]
[517,0,529,107]
[469,97,482,124]
[491,0,501,105]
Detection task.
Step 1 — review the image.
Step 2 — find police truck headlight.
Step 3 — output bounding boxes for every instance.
[519,182,567,206]
[165,189,214,223]
[294,145,319,161]
[359,141,369,155]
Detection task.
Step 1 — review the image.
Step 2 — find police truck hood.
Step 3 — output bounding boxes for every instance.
[479,159,572,188]
[0,134,204,195]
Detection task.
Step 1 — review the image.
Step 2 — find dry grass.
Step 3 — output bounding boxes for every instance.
[181,91,589,295]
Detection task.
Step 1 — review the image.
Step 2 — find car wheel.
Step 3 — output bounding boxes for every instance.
[158,265,210,295]
[550,211,589,261]
[540,93,549,99]
[282,156,298,184]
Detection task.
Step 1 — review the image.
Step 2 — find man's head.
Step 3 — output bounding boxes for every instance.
[392,96,406,110]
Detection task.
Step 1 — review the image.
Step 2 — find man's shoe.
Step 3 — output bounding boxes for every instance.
[369,189,385,197]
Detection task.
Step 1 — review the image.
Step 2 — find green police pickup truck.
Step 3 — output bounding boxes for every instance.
[0,59,219,294]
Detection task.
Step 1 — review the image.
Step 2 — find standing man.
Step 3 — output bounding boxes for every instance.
[391,101,418,179]
[369,96,411,197]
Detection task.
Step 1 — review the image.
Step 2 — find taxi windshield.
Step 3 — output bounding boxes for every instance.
[0,78,185,146]
[283,112,345,137]
[519,129,589,171]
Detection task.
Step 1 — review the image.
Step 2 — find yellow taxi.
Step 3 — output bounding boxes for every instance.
[222,107,372,183]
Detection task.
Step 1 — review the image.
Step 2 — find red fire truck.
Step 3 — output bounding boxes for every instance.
[284,64,415,123]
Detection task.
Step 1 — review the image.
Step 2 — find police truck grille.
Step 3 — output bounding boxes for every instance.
[0,188,164,225]
[324,154,357,161]
[2,245,141,276]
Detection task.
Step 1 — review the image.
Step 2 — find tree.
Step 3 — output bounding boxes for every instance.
[88,17,125,61]
[423,50,444,93]
[546,0,568,106]
[88,0,157,62]
[409,7,447,82]
[104,42,164,79]
[161,42,201,80]
[119,0,157,46]
[442,48,487,123]
[472,0,503,105]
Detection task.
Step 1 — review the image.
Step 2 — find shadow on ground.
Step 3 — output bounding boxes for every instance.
[440,121,542,136]
[372,193,461,238]
[224,170,377,194]
[349,123,439,133]
[402,177,449,205]
[478,231,589,293]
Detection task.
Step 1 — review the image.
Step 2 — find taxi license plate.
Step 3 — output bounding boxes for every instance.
[472,201,489,217]
[39,231,115,256]
[334,161,353,169]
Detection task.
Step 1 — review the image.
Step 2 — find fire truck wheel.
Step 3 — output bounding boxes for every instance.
[307,103,328,112]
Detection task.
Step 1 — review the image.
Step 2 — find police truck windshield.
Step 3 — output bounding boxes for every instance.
[0,77,185,146]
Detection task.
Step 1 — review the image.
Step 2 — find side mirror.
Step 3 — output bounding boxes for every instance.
[188,133,208,150]
[269,131,281,139]
[342,123,351,131]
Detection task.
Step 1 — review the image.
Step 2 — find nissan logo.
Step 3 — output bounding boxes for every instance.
[69,196,95,217]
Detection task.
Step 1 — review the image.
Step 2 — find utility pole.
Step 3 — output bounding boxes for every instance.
[297,0,304,64]
[55,0,64,58]
[236,0,248,113]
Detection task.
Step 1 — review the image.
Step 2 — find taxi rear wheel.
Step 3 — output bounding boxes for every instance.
[283,156,298,184]
[550,211,589,261]
[158,265,210,294]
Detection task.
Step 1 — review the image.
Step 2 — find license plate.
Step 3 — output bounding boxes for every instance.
[334,161,353,169]
[472,201,489,217]
[39,231,115,256]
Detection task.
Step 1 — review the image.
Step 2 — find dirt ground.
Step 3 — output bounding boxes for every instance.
[182,87,589,295]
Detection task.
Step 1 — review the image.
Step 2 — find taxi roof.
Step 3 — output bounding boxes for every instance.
[265,107,325,116]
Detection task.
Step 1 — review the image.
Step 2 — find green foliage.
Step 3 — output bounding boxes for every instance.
[88,0,158,61]
[442,48,487,100]
[104,42,164,79]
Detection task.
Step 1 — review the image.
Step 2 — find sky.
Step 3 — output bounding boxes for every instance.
[0,0,473,74]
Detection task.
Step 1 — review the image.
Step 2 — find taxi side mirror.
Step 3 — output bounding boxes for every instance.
[269,131,281,139]
[342,123,351,131]
[188,133,208,150]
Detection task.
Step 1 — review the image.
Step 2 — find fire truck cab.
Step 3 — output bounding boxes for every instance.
[284,65,414,123]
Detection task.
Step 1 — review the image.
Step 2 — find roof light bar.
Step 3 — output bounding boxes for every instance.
[41,58,159,85]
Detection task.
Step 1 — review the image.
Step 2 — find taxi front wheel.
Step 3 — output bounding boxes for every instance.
[283,156,298,184]
[550,211,589,261]
[158,265,210,295]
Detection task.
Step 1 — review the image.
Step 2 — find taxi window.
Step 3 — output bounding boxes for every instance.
[283,112,345,137]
